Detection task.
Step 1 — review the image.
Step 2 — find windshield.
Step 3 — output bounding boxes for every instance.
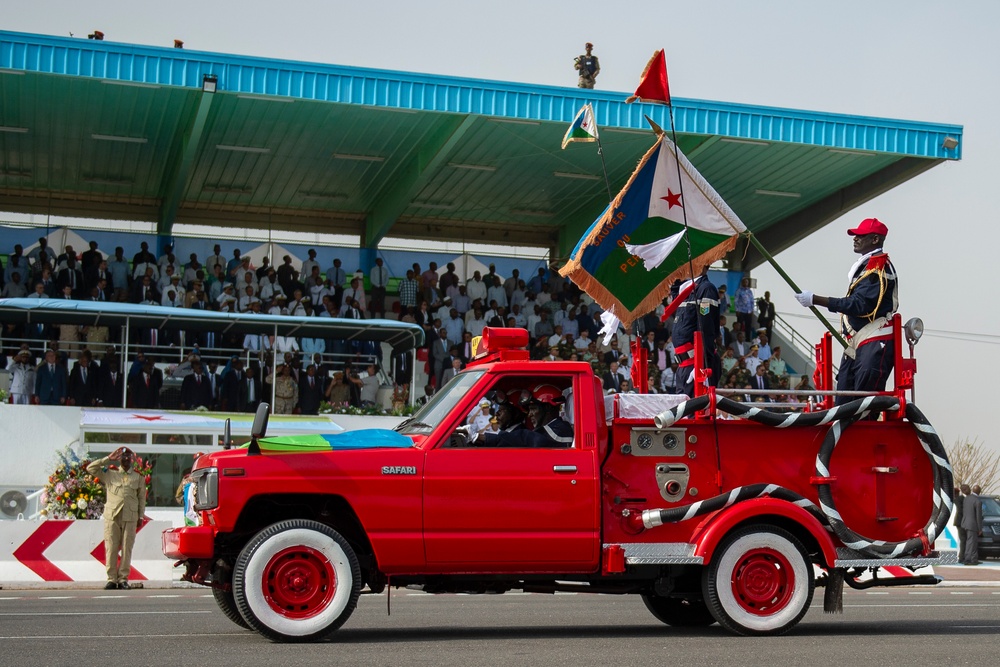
[982,496,1000,517]
[395,370,486,435]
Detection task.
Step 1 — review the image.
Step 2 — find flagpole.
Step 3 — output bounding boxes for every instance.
[595,135,613,202]
[666,104,697,283]
[746,233,847,348]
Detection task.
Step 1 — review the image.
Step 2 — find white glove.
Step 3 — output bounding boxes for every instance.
[795,291,814,308]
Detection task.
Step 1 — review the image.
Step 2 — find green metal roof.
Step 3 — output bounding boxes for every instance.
[0,30,962,270]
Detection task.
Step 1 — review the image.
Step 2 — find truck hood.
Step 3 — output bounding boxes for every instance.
[255,428,413,453]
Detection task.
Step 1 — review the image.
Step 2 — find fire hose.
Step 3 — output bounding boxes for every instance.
[643,395,954,559]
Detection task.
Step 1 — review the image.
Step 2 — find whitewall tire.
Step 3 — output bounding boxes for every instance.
[233,520,361,642]
[703,525,813,636]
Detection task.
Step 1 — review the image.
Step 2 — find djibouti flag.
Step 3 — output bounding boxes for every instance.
[561,103,599,149]
[560,134,746,327]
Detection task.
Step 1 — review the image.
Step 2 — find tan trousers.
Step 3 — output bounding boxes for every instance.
[104,518,137,583]
[274,396,296,414]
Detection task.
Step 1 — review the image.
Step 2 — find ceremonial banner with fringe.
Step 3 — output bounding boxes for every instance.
[559,134,746,327]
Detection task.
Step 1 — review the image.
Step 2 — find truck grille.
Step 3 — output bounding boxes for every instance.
[991,524,1000,535]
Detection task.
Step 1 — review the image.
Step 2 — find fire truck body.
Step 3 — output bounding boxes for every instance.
[163,327,950,641]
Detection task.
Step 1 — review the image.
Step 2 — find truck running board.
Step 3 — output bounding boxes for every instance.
[845,574,943,589]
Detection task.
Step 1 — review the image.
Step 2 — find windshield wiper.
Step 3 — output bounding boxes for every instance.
[393,417,415,432]
[394,418,432,432]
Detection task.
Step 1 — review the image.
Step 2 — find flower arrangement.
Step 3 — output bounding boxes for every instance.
[319,401,416,417]
[40,446,153,520]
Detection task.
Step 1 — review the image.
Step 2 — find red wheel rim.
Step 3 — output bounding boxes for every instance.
[262,546,337,618]
[730,547,794,616]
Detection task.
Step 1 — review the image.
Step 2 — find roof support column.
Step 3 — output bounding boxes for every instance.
[156,86,217,255]
[362,113,479,263]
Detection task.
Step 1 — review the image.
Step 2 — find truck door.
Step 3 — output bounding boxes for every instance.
[422,373,600,572]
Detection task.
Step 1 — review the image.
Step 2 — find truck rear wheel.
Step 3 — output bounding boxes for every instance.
[641,595,716,627]
[233,519,362,642]
[703,525,813,636]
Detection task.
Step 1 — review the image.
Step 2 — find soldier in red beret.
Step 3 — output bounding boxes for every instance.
[795,218,898,403]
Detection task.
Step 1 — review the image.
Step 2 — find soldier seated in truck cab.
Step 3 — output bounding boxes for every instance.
[473,389,527,442]
[481,384,573,448]
[496,390,528,433]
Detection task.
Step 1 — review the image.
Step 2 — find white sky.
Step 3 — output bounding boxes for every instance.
[6,0,999,452]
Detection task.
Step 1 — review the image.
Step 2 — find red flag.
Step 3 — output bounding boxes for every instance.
[625,49,671,105]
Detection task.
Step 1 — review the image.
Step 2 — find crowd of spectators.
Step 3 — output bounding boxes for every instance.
[1,235,810,411]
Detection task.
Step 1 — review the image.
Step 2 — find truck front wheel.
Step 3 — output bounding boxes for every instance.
[233,519,362,642]
[213,586,251,629]
[641,595,716,627]
[703,525,813,636]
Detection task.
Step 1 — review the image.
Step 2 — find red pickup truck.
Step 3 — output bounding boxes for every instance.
[163,327,953,641]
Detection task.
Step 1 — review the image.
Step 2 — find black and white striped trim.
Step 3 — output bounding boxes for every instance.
[643,395,953,559]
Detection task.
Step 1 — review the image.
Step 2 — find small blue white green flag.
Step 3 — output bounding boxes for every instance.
[561,103,599,149]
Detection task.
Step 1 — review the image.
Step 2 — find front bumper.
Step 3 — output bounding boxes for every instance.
[162,526,216,560]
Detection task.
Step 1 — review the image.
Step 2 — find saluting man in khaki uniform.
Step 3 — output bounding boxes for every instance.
[87,447,147,589]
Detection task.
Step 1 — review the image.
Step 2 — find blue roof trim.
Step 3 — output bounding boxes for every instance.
[0,30,962,159]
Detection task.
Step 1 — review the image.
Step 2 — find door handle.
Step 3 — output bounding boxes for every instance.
[553,465,577,473]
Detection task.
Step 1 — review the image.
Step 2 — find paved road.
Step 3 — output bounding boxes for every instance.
[2,587,998,667]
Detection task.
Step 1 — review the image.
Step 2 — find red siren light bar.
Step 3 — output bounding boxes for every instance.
[481,327,529,353]
[471,327,530,364]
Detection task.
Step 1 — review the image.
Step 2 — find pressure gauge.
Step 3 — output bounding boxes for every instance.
[663,433,678,450]
[637,433,653,449]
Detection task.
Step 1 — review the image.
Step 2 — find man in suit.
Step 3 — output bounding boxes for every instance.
[180,360,214,410]
[458,331,475,365]
[85,258,112,293]
[750,363,771,401]
[80,241,103,274]
[603,337,623,365]
[757,291,776,341]
[430,327,451,389]
[56,257,85,299]
[392,348,413,387]
[298,364,325,415]
[99,360,126,408]
[129,360,161,409]
[729,330,750,358]
[440,357,462,386]
[244,366,263,414]
[35,350,68,405]
[222,359,248,412]
[603,361,626,393]
[67,350,100,407]
[204,360,221,409]
[130,274,160,305]
[954,485,966,563]
[961,483,984,565]
[87,447,146,589]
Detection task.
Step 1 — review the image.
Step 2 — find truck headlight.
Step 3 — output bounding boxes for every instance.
[192,467,219,511]
[904,317,923,346]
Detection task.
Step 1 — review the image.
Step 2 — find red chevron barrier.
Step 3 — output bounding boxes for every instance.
[11,520,73,581]
[1,520,172,588]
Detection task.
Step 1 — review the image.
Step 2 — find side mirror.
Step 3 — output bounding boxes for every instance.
[247,403,270,456]
[251,403,270,438]
[222,418,232,450]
